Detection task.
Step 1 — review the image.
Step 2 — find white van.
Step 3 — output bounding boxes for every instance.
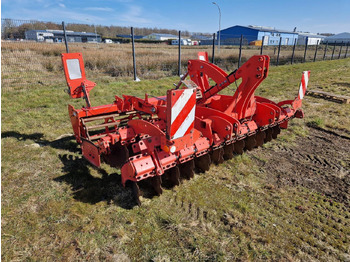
[171,39,189,45]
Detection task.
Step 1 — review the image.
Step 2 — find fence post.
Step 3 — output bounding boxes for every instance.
[338,41,344,59]
[323,41,328,60]
[276,37,282,66]
[131,27,139,81]
[303,37,308,63]
[238,34,243,68]
[212,33,215,63]
[260,36,264,55]
[291,38,296,64]
[313,40,319,62]
[62,21,69,53]
[345,43,349,58]
[331,41,336,60]
[178,30,181,76]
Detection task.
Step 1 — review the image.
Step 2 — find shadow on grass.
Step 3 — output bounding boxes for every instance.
[2,131,138,209]
[55,154,137,209]
[332,82,350,88]
[1,131,79,153]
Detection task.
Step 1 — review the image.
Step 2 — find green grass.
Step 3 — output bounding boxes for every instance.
[2,58,350,261]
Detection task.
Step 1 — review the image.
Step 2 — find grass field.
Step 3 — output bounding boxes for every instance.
[1,41,332,91]
[2,57,350,261]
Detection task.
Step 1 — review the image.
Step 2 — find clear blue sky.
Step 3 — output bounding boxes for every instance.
[2,0,350,34]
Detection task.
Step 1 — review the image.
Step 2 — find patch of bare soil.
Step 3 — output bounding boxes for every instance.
[251,127,350,206]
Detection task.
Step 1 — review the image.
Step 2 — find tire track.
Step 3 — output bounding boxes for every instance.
[253,127,350,206]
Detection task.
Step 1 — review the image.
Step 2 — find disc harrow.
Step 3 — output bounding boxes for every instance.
[61,51,310,205]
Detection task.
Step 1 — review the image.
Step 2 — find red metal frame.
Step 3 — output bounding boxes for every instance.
[61,52,309,188]
[61,53,96,100]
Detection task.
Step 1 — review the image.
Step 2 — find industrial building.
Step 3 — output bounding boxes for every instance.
[25,29,101,43]
[117,34,144,39]
[324,32,350,44]
[297,33,326,45]
[217,25,298,46]
[143,33,178,41]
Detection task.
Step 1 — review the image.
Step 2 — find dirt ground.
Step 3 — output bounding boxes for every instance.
[251,126,350,207]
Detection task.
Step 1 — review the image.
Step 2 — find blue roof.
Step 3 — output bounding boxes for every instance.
[325,32,350,40]
[117,34,144,39]
[147,33,178,38]
[191,35,212,40]
[222,25,298,34]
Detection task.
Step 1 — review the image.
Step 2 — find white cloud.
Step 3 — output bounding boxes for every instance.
[119,5,152,24]
[84,7,114,12]
[113,0,133,2]
[58,3,65,8]
[5,6,103,24]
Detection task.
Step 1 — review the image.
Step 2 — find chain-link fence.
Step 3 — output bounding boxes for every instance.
[2,18,349,92]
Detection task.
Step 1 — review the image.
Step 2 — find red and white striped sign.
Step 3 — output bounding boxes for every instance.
[167,88,196,140]
[298,71,310,100]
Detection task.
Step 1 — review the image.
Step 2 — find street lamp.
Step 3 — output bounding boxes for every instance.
[212,2,221,53]
[86,18,98,47]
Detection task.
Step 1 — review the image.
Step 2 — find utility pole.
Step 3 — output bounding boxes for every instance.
[212,2,221,53]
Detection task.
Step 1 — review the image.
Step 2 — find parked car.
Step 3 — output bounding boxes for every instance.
[171,39,192,46]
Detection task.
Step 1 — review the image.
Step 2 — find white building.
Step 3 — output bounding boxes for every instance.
[143,33,178,41]
[297,33,326,45]
[25,29,101,43]
[25,30,56,42]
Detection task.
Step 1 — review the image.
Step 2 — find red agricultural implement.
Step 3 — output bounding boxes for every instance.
[61,52,309,205]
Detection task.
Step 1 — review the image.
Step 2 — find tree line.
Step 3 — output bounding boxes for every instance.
[2,19,210,39]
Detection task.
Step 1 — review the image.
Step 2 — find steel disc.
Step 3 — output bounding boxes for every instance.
[211,148,224,164]
[255,131,266,147]
[168,166,180,186]
[130,181,141,206]
[272,125,281,139]
[223,144,234,160]
[245,135,257,151]
[194,153,211,172]
[264,129,273,143]
[234,140,245,155]
[150,175,163,196]
[179,160,195,179]
[103,142,129,168]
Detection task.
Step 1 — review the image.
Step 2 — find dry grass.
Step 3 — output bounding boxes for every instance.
[3,41,342,91]
[2,49,350,261]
